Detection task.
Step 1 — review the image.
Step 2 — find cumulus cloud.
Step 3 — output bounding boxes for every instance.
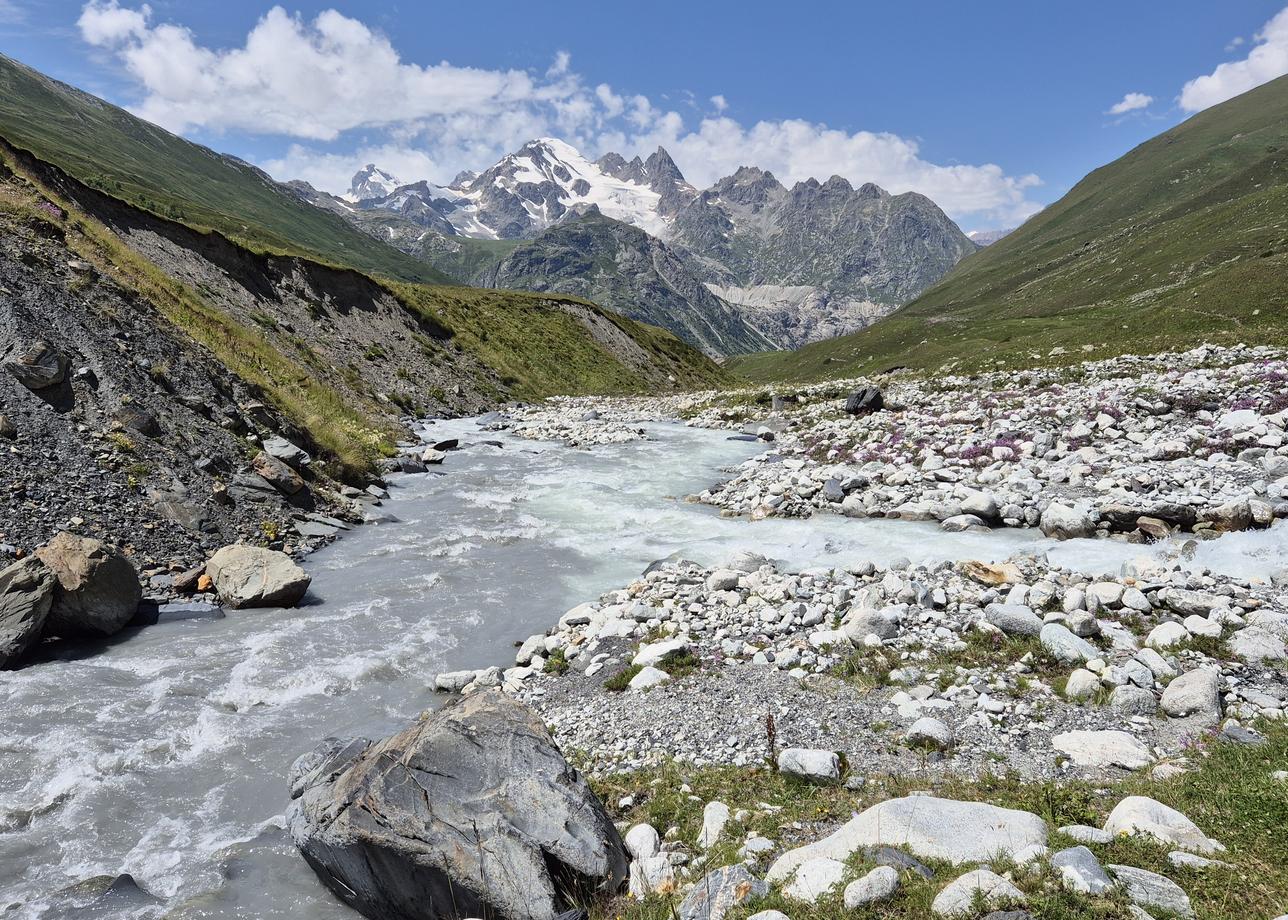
[1107,91,1152,115]
[1180,5,1288,111]
[78,1,1043,225]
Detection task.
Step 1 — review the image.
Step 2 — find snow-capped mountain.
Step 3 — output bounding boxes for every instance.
[288,138,977,353]
[344,164,402,202]
[337,138,694,241]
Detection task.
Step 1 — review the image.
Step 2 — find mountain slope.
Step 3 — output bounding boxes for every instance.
[1,139,725,482]
[298,140,976,351]
[732,73,1288,382]
[671,169,977,346]
[473,211,774,356]
[0,52,449,284]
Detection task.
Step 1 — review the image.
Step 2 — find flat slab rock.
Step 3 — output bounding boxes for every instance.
[287,690,628,920]
[767,796,1047,882]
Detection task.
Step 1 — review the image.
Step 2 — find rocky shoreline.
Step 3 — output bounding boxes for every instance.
[405,344,1288,920]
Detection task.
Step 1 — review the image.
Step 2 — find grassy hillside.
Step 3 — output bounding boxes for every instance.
[2,143,726,479]
[0,52,450,285]
[732,73,1288,383]
[393,282,729,398]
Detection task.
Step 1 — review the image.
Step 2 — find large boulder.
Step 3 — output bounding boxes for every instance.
[206,545,311,609]
[35,533,141,638]
[252,451,306,496]
[767,796,1046,882]
[844,387,884,415]
[1103,796,1223,854]
[287,691,628,920]
[0,557,56,666]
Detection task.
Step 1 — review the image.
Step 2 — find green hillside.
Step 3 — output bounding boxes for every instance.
[732,73,1288,383]
[0,52,449,284]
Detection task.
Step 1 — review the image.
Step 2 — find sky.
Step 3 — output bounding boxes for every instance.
[2,1,1288,231]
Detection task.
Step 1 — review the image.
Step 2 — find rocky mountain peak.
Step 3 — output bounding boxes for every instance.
[346,164,401,202]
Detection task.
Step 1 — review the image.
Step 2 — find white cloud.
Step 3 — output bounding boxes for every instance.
[1225,36,1245,52]
[547,50,571,77]
[1180,5,1288,111]
[1107,91,1152,115]
[78,0,150,43]
[78,2,1044,225]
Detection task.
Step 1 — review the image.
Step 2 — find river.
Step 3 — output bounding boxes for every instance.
[2,417,1283,918]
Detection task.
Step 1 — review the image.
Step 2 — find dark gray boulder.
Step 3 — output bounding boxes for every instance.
[287,691,628,920]
[844,387,884,415]
[0,557,56,667]
[4,339,69,390]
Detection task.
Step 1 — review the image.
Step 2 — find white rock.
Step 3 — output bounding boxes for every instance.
[777,748,840,784]
[1104,796,1224,854]
[1146,621,1190,649]
[931,869,1026,917]
[628,666,670,691]
[767,796,1046,881]
[625,823,660,860]
[1160,668,1221,721]
[698,800,731,849]
[783,857,846,902]
[632,637,688,667]
[1064,668,1100,700]
[1053,730,1152,770]
[1109,864,1195,919]
[842,866,899,908]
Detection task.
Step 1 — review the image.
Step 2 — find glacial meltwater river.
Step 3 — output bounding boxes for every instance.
[3,418,1285,918]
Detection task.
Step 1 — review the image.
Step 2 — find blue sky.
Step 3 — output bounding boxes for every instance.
[3,0,1288,230]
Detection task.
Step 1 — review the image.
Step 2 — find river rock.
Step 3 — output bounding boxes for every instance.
[783,856,846,902]
[1103,796,1223,854]
[1040,623,1098,663]
[843,866,899,907]
[1040,503,1095,540]
[932,869,1026,917]
[35,533,141,638]
[1053,730,1152,770]
[767,796,1046,881]
[0,557,55,667]
[206,545,311,609]
[1160,669,1221,721]
[287,691,628,920]
[1051,846,1114,895]
[1108,865,1194,918]
[624,823,660,860]
[984,603,1043,637]
[679,864,767,920]
[777,748,841,784]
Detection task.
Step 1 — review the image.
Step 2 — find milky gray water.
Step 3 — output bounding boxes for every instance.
[3,418,1284,918]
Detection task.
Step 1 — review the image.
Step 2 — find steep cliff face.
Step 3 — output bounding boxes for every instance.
[475,211,773,357]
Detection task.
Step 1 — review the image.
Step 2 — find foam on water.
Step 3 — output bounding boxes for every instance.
[3,416,1285,918]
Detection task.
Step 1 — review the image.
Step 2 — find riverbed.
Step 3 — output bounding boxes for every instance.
[2,417,1283,918]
